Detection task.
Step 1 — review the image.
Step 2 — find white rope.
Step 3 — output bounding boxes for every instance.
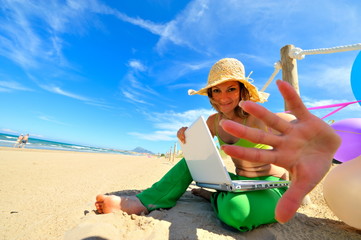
[260,61,282,92]
[260,43,361,93]
[289,43,361,60]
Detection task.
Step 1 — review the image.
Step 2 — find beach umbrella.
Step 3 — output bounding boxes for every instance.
[331,118,361,162]
[323,155,361,230]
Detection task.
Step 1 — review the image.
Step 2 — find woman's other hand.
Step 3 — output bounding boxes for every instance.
[177,127,188,144]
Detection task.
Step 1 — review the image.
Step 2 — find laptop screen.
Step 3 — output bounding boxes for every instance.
[179,116,232,184]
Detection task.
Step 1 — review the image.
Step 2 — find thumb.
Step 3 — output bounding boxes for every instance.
[275,181,312,223]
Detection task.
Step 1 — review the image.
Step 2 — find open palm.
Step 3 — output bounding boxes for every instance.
[220,80,341,223]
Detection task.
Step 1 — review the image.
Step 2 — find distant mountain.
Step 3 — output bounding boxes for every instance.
[132,147,154,155]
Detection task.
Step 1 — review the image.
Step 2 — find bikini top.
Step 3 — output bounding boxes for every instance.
[215,114,271,150]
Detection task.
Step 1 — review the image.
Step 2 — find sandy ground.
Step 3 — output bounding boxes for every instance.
[1,147,360,240]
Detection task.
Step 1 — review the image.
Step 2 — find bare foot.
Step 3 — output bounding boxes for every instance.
[191,188,213,201]
[95,194,148,215]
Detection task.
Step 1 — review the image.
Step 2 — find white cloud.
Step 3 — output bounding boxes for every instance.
[44,85,92,102]
[95,0,361,97]
[0,87,10,92]
[0,0,119,70]
[112,11,166,36]
[3,0,360,72]
[128,60,147,72]
[297,61,355,99]
[129,108,215,141]
[303,98,348,108]
[129,130,175,141]
[120,64,161,105]
[126,0,361,57]
[38,115,68,126]
[40,84,111,109]
[0,128,19,134]
[0,81,33,92]
[121,90,150,105]
[0,1,64,68]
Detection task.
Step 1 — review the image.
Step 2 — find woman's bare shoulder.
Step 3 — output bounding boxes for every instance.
[206,113,218,136]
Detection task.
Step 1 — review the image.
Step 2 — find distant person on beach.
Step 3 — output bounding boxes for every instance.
[20,134,29,148]
[95,58,340,231]
[13,134,23,148]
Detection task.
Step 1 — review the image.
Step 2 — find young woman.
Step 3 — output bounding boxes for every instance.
[95,58,341,231]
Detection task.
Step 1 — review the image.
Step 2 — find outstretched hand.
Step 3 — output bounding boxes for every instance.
[220,80,341,223]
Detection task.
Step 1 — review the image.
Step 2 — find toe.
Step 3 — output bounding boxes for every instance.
[95,203,103,213]
[95,194,106,213]
[96,194,106,202]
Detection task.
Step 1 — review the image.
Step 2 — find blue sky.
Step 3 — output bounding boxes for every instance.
[1,0,361,154]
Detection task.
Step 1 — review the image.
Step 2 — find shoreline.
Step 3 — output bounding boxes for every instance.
[0,146,138,155]
[0,132,149,156]
[0,145,147,156]
[1,147,360,239]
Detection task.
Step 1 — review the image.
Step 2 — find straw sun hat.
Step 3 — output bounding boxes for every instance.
[188,58,269,103]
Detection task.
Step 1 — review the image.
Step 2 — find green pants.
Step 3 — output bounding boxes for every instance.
[136,158,287,232]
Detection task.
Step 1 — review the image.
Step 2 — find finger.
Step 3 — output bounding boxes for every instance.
[276,80,310,121]
[177,128,187,144]
[221,145,278,165]
[179,135,186,144]
[182,127,188,143]
[275,180,313,223]
[220,120,281,147]
[239,101,293,134]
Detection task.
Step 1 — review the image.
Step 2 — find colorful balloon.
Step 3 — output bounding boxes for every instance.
[323,155,361,230]
[351,51,361,107]
[331,118,361,162]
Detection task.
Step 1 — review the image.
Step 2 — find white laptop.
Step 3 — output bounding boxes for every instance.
[179,116,290,192]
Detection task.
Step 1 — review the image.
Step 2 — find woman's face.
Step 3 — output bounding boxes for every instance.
[210,81,241,115]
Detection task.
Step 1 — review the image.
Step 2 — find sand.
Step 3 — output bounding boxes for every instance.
[1,147,360,240]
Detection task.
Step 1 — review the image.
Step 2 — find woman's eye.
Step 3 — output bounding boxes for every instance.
[212,89,220,93]
[228,87,237,92]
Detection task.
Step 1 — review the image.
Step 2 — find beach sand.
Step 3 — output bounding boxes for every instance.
[1,147,360,240]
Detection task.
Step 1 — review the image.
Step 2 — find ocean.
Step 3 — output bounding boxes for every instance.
[0,133,137,155]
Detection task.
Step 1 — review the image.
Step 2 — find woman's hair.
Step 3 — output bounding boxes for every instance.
[207,82,250,118]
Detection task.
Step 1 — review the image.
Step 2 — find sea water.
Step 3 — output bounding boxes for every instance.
[0,133,136,155]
